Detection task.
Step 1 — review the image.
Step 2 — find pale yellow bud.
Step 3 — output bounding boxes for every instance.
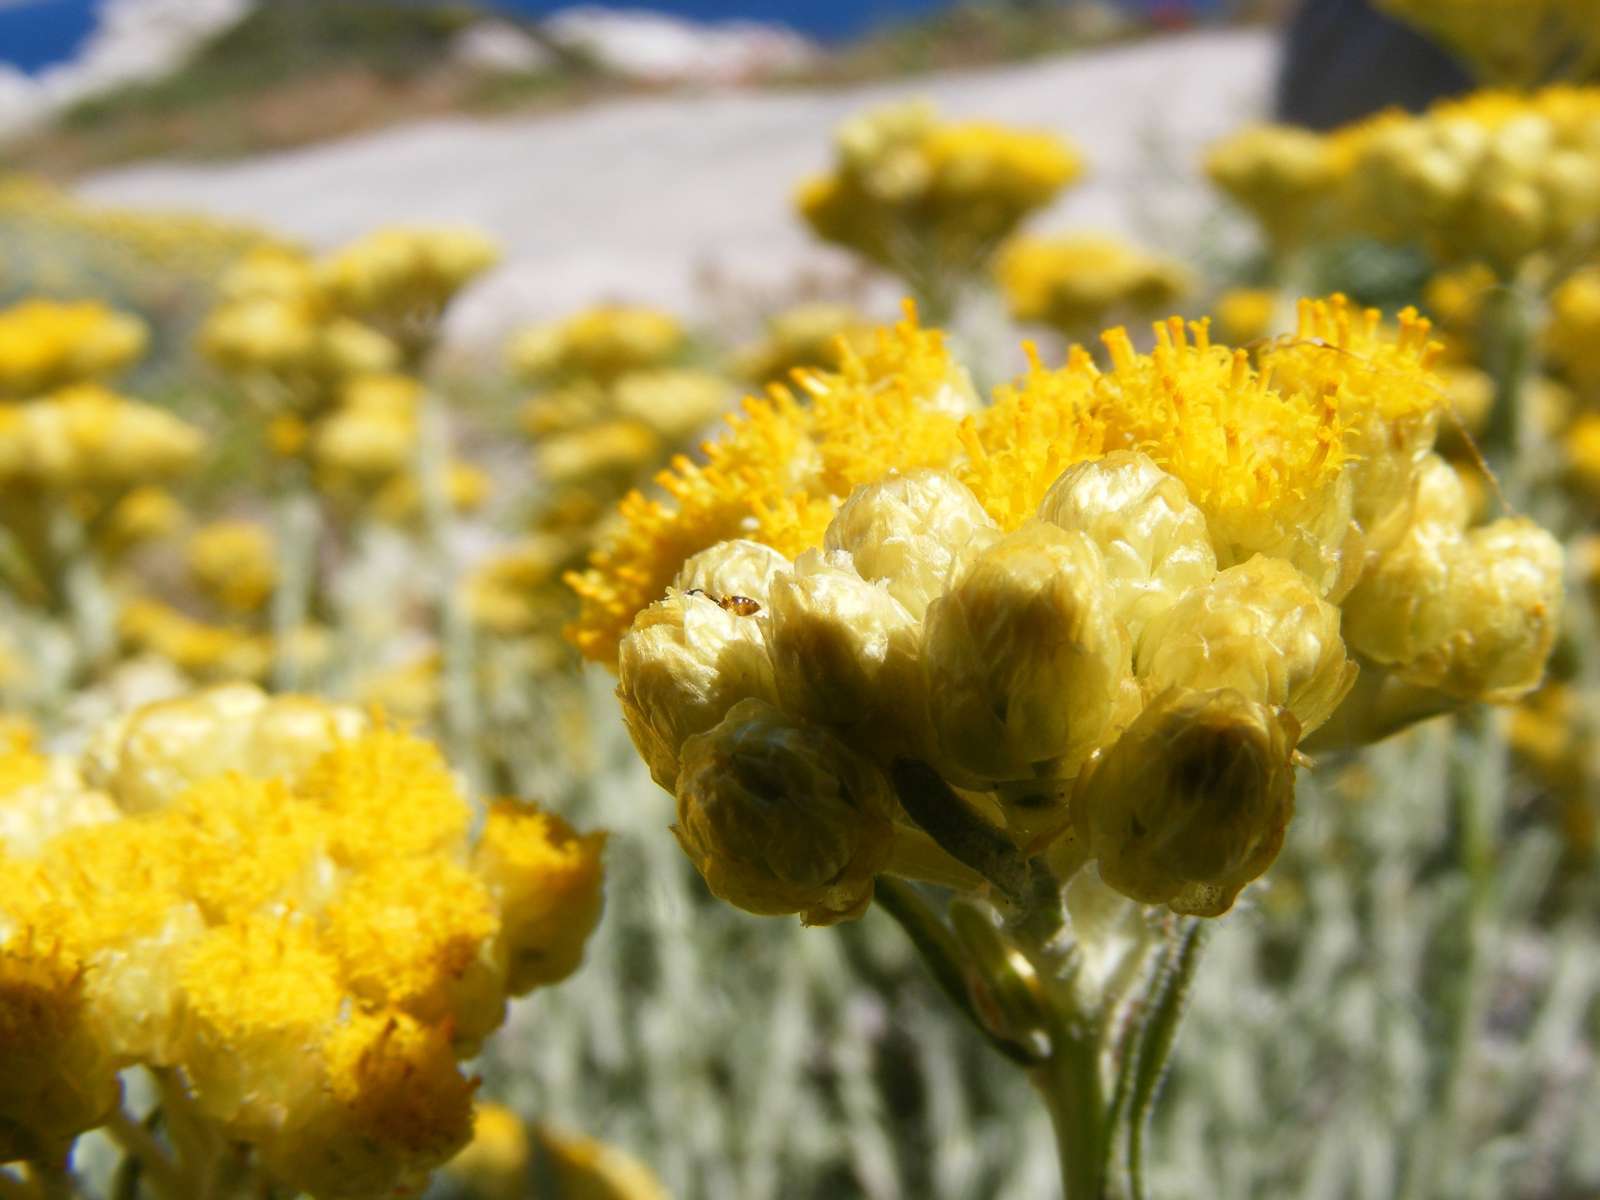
[824,469,998,619]
[85,685,367,814]
[616,589,777,791]
[1343,515,1563,703]
[765,550,924,754]
[1073,687,1298,917]
[1137,555,1355,734]
[1037,451,1217,648]
[671,538,791,609]
[923,522,1129,782]
[673,698,896,925]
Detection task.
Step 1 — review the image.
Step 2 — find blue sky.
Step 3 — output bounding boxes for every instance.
[0,0,968,72]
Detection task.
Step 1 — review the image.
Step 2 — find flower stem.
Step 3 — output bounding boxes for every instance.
[1477,281,1539,503]
[1030,1018,1108,1200]
[47,504,115,682]
[104,1107,183,1200]
[269,464,319,693]
[416,391,485,795]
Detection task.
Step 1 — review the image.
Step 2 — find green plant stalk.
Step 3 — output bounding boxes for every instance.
[1030,1011,1109,1200]
[46,502,116,681]
[416,392,485,795]
[268,461,319,693]
[1476,281,1539,503]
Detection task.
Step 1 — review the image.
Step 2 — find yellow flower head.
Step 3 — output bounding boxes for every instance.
[187,520,279,614]
[509,305,686,385]
[317,226,500,325]
[1,685,605,1192]
[997,234,1191,334]
[799,100,1082,275]
[0,299,147,399]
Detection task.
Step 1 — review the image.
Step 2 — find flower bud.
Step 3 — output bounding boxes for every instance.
[1073,687,1298,917]
[824,469,999,619]
[671,538,791,610]
[1343,515,1563,703]
[923,522,1129,782]
[1137,555,1354,734]
[85,685,367,814]
[765,550,925,755]
[1037,452,1217,647]
[673,698,896,925]
[616,589,777,791]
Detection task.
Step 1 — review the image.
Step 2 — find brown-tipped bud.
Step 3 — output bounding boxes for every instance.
[1037,451,1217,647]
[765,550,925,756]
[1137,555,1355,734]
[923,522,1129,783]
[1073,687,1298,917]
[824,469,999,618]
[673,698,897,925]
[1343,515,1563,704]
[616,589,777,792]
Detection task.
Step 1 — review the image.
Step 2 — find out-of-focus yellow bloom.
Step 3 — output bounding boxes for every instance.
[1565,411,1600,498]
[317,227,500,328]
[312,373,421,483]
[1548,267,1600,396]
[118,598,274,683]
[98,485,185,557]
[1335,86,1600,273]
[0,386,204,491]
[611,367,731,440]
[532,1125,672,1200]
[186,520,278,614]
[509,306,686,386]
[474,800,606,992]
[0,299,147,398]
[997,234,1191,334]
[1205,125,1339,250]
[1373,0,1600,87]
[1,686,604,1194]
[1423,262,1498,339]
[1213,287,1278,345]
[536,420,661,487]
[367,459,492,524]
[798,99,1082,276]
[1507,683,1598,857]
[735,303,872,385]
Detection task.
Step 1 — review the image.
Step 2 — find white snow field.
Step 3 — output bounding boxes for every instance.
[80,27,1275,344]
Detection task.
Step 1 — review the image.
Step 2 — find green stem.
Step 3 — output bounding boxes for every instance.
[269,464,319,693]
[46,503,115,681]
[1030,1018,1108,1200]
[873,877,1040,1066]
[1476,282,1538,503]
[416,392,485,795]
[1121,918,1207,1200]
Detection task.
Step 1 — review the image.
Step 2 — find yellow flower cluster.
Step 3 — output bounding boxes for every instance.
[797,99,1082,277]
[1205,125,1340,252]
[996,234,1192,335]
[587,298,1562,923]
[508,305,686,387]
[0,685,604,1196]
[200,247,403,417]
[0,299,147,399]
[1548,266,1600,395]
[317,227,501,339]
[1335,86,1600,272]
[1373,0,1600,87]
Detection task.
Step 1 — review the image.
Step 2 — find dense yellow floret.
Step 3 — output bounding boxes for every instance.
[0,299,147,398]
